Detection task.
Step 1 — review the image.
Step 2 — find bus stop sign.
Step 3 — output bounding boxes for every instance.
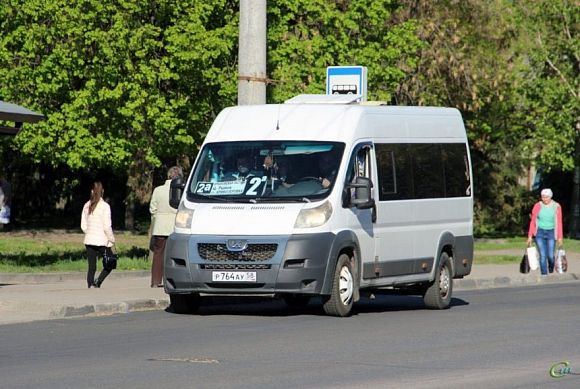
[326,66,367,102]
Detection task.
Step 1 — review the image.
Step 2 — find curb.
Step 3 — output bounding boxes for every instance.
[3,271,580,324]
[50,298,170,319]
[48,275,580,320]
[0,271,150,284]
[455,272,580,290]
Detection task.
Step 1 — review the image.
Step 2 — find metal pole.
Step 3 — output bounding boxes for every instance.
[238,0,267,105]
[570,131,580,238]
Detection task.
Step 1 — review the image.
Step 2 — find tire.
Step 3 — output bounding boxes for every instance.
[169,293,201,314]
[423,253,453,309]
[283,294,311,308]
[323,254,355,317]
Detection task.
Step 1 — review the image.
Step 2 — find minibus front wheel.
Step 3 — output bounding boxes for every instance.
[323,254,354,317]
[423,253,453,309]
[169,293,201,314]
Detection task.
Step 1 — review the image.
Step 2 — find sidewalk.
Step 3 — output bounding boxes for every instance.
[0,261,578,326]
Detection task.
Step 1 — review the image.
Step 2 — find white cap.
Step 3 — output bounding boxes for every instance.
[541,188,553,198]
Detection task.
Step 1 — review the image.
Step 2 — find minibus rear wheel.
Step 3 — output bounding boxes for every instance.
[170,293,201,314]
[423,253,453,309]
[323,254,354,317]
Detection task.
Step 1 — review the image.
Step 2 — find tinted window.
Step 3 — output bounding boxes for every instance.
[376,143,470,201]
[411,144,444,199]
[376,144,412,200]
[443,143,471,197]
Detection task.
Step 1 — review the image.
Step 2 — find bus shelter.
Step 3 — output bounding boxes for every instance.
[0,100,44,135]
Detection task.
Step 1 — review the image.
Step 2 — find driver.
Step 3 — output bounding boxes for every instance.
[318,152,338,189]
[278,152,338,190]
[222,156,255,181]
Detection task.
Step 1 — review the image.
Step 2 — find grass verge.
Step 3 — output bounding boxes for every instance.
[0,232,577,272]
[473,255,520,265]
[0,231,150,273]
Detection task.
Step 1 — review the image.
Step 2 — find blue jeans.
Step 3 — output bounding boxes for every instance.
[535,228,555,275]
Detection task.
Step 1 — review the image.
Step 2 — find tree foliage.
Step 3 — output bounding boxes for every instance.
[0,0,238,227]
[267,0,423,102]
[393,0,578,235]
[0,0,577,234]
[511,0,578,172]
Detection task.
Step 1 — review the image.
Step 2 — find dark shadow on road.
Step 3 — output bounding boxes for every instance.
[163,294,470,317]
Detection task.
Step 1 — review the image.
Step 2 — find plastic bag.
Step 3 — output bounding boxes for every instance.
[526,245,539,271]
[0,205,10,224]
[519,253,530,274]
[555,249,567,273]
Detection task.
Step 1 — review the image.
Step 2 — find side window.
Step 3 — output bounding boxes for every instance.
[346,144,372,183]
[411,144,444,199]
[376,144,412,201]
[345,144,372,205]
[443,143,471,197]
[376,142,470,201]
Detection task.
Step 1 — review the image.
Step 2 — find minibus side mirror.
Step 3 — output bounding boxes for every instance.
[169,177,186,209]
[348,176,375,210]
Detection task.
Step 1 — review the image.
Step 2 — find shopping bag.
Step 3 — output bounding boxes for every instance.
[526,245,539,271]
[519,253,530,274]
[555,249,567,273]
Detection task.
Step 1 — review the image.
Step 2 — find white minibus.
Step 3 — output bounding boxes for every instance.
[164,95,473,316]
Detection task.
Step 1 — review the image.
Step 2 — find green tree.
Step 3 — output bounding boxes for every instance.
[511,0,579,236]
[394,0,532,234]
[267,0,423,102]
[0,0,238,229]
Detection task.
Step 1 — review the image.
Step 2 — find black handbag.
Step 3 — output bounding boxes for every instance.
[519,253,530,274]
[102,246,118,270]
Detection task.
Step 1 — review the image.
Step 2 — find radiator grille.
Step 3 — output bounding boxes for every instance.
[198,243,277,262]
[200,264,271,270]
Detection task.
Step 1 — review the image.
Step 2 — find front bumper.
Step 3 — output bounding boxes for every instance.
[164,233,335,295]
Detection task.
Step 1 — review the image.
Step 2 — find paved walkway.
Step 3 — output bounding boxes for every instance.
[0,258,578,326]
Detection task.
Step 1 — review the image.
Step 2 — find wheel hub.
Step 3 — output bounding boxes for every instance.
[439,266,450,298]
[338,266,353,305]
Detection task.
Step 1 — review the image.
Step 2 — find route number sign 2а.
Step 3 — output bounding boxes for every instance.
[326,66,368,102]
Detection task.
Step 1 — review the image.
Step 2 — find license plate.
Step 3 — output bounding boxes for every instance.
[212,271,257,282]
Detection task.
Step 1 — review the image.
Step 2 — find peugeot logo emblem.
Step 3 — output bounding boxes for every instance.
[226,239,248,252]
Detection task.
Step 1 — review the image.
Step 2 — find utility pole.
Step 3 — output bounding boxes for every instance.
[570,129,580,238]
[238,0,267,105]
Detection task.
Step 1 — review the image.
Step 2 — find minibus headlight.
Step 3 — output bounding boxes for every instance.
[175,207,194,229]
[294,201,333,228]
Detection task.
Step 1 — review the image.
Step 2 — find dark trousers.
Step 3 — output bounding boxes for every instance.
[151,236,167,287]
[86,245,112,287]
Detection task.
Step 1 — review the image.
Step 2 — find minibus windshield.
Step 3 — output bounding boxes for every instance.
[187,141,345,202]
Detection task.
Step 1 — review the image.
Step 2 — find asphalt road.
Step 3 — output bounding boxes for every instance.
[1,284,580,389]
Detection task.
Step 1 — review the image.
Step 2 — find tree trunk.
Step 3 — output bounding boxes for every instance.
[124,152,153,231]
[124,195,135,231]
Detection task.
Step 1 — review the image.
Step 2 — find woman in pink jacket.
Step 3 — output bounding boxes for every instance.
[81,181,116,288]
[527,188,563,275]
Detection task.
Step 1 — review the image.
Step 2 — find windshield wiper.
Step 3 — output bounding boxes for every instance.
[253,196,311,203]
[226,196,260,203]
[192,195,230,202]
